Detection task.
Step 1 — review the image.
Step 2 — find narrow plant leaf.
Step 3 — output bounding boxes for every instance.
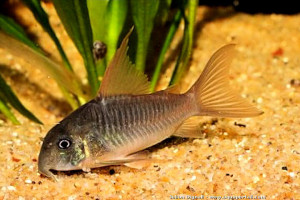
[0,32,83,98]
[0,98,20,125]
[105,0,128,62]
[0,14,81,108]
[87,0,109,43]
[52,0,99,96]
[0,14,41,52]
[155,0,172,25]
[150,10,182,91]
[0,74,42,124]
[88,0,128,79]
[22,0,73,71]
[130,0,159,72]
[169,0,198,85]
[87,0,110,80]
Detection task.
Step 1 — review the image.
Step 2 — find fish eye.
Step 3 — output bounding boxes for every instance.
[58,138,72,149]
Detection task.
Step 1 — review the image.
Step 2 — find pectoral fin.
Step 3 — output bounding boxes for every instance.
[81,151,150,170]
[123,151,151,169]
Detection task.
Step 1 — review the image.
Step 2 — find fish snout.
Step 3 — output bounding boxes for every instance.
[38,150,57,180]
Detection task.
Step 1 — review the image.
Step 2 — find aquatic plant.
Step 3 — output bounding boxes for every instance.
[0,0,198,124]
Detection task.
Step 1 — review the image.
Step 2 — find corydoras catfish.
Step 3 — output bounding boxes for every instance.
[38,31,263,180]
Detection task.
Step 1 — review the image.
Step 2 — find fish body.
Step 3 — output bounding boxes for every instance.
[38,30,262,180]
[88,93,193,157]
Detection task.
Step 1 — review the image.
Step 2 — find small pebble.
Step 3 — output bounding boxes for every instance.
[6,54,13,60]
[257,97,263,104]
[74,182,81,188]
[186,185,195,192]
[184,168,191,173]
[253,176,260,183]
[12,132,18,137]
[68,195,77,200]
[272,47,283,57]
[283,57,289,64]
[7,186,16,191]
[225,184,231,190]
[25,179,32,184]
[6,141,13,145]
[234,122,246,128]
[109,169,115,175]
[13,63,21,70]
[191,175,196,181]
[289,172,295,177]
[290,79,300,87]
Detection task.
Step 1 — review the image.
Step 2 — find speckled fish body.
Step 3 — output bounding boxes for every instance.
[38,30,263,180]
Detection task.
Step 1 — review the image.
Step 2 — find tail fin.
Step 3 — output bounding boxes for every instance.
[188,44,263,118]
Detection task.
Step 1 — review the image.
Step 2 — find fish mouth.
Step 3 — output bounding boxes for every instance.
[38,164,57,181]
[38,160,83,181]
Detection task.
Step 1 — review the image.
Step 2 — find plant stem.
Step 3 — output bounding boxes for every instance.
[150,10,182,92]
[169,0,198,86]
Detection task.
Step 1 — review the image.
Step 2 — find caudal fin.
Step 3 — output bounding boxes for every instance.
[188,44,263,118]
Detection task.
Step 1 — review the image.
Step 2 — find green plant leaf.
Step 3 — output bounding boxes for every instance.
[0,15,81,109]
[22,0,73,71]
[105,0,128,62]
[155,0,172,25]
[0,14,41,52]
[0,31,84,99]
[0,98,20,125]
[150,10,182,91]
[0,74,42,124]
[87,0,109,80]
[52,0,99,96]
[88,0,128,79]
[169,0,198,85]
[130,0,159,72]
[87,0,109,42]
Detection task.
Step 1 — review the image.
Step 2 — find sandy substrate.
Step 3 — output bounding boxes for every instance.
[0,2,300,200]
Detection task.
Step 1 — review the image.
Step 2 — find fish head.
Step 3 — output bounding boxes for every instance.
[38,120,87,179]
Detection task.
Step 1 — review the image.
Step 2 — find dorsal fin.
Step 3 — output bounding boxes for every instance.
[98,28,151,97]
[164,84,182,94]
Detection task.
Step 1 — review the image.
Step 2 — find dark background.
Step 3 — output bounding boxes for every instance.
[198,0,300,14]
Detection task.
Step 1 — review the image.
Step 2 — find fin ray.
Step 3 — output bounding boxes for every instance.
[164,84,182,94]
[189,44,263,118]
[173,117,204,138]
[80,150,150,169]
[99,28,150,96]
